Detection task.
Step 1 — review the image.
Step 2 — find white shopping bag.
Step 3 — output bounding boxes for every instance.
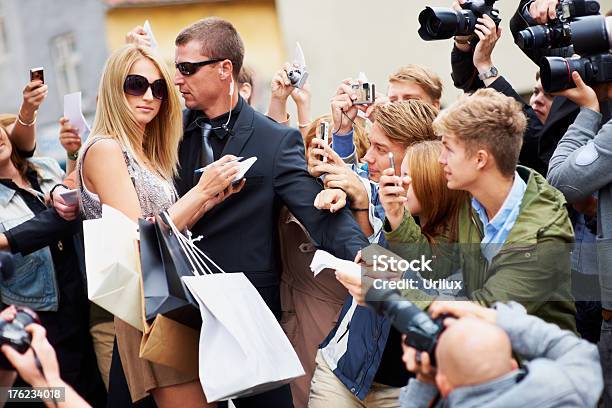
[183,273,305,402]
[83,204,143,330]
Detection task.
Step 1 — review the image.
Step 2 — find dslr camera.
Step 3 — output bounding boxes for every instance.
[366,287,446,365]
[517,0,603,54]
[0,306,40,369]
[351,82,376,105]
[519,0,612,92]
[418,0,501,42]
[287,66,308,89]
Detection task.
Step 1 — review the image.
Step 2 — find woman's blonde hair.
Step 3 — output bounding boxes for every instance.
[91,44,182,179]
[303,115,370,161]
[405,140,468,243]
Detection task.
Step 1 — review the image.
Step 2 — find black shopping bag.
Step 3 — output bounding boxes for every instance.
[138,212,201,329]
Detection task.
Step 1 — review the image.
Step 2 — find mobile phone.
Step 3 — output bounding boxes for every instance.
[388,152,395,174]
[319,121,330,162]
[30,67,44,84]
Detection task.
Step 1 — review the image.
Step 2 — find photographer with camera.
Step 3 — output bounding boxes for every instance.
[327,65,442,165]
[448,0,610,344]
[547,70,612,406]
[398,300,601,408]
[0,305,92,408]
[447,0,557,176]
[266,61,312,137]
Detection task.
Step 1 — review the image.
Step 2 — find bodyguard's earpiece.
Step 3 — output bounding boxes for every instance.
[229,78,235,95]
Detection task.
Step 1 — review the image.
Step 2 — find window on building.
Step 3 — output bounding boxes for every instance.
[52,33,80,96]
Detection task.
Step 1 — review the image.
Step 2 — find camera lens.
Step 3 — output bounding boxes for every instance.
[540,56,590,93]
[570,15,611,55]
[517,25,552,50]
[418,7,463,40]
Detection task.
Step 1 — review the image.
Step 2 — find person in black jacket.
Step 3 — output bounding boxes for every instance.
[451,0,560,175]
[173,18,369,408]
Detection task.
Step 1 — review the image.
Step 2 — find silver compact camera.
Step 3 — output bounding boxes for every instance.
[351,82,376,105]
[287,67,309,89]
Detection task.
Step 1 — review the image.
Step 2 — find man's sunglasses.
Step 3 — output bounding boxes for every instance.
[175,58,225,76]
[123,75,167,100]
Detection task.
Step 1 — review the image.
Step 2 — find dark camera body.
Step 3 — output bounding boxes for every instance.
[0,307,40,369]
[517,15,610,56]
[521,0,612,92]
[418,0,500,42]
[366,288,446,365]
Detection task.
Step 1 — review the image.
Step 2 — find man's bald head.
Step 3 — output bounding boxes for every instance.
[435,317,515,391]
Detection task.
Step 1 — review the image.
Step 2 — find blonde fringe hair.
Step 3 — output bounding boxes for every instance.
[91,44,183,179]
[432,88,526,177]
[389,64,443,103]
[374,100,439,148]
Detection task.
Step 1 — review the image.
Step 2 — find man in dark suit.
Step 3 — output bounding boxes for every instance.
[173,17,369,408]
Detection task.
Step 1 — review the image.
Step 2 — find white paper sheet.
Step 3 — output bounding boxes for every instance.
[143,20,158,51]
[310,250,362,279]
[63,92,91,141]
[294,42,306,67]
[234,157,257,182]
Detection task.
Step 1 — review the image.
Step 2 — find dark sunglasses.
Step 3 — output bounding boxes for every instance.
[175,58,224,76]
[123,75,167,100]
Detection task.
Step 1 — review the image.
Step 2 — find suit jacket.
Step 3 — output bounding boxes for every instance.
[175,100,368,293]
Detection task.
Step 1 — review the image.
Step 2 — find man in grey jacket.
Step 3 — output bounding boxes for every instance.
[547,71,612,406]
[399,301,602,408]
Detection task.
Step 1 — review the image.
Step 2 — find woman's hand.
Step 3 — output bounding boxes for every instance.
[125,26,152,48]
[59,117,82,156]
[21,80,48,120]
[196,155,241,199]
[308,137,345,169]
[202,178,246,213]
[271,63,296,102]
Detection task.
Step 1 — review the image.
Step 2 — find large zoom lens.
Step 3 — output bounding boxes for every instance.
[540,53,612,92]
[366,287,443,363]
[540,56,589,93]
[418,7,477,40]
[517,15,612,55]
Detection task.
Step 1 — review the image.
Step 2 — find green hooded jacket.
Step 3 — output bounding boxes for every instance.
[384,166,577,332]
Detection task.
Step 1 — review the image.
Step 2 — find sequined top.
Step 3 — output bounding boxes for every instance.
[77,136,177,220]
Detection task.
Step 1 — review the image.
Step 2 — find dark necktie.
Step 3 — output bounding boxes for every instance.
[200,122,214,167]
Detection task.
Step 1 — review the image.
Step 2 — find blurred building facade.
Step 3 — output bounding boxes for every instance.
[0,0,108,163]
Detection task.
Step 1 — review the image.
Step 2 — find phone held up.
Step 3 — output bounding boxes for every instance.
[30,67,44,84]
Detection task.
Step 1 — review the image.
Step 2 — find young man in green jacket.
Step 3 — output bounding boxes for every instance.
[339,88,576,333]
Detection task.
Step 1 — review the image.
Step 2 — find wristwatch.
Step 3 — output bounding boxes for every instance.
[478,66,499,81]
[67,150,79,161]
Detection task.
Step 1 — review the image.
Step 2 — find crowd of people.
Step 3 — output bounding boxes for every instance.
[0,0,610,406]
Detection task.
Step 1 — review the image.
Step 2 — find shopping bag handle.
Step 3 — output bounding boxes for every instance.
[159,211,225,275]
